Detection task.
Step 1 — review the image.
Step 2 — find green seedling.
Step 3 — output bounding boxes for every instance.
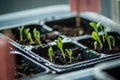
[90,22,116,51]
[56,37,65,60]
[105,33,115,51]
[24,28,34,44]
[90,22,106,42]
[94,41,98,50]
[90,22,98,32]
[18,26,24,41]
[33,28,41,45]
[27,32,34,44]
[24,28,30,36]
[92,31,103,49]
[48,47,54,62]
[66,49,73,63]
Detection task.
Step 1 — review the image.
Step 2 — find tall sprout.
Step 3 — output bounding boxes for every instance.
[24,28,34,44]
[92,31,103,49]
[48,47,53,62]
[66,49,73,63]
[56,37,65,60]
[33,28,41,45]
[90,22,116,51]
[18,26,24,41]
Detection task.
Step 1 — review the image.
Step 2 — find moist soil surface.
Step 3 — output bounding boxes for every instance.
[15,57,42,79]
[79,38,120,54]
[32,46,86,65]
[52,25,92,37]
[15,32,58,45]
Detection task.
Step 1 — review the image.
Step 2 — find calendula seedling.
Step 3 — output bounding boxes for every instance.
[18,26,24,41]
[33,28,41,45]
[56,37,65,59]
[66,49,73,63]
[24,28,34,44]
[92,31,103,49]
[48,47,53,62]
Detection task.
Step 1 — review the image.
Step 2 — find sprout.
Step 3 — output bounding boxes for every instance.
[92,31,103,49]
[56,37,65,59]
[24,28,30,36]
[94,41,98,50]
[90,22,106,42]
[18,26,24,41]
[90,22,116,51]
[24,28,34,44]
[90,22,98,32]
[33,28,41,45]
[27,33,34,44]
[65,49,73,63]
[106,34,115,51]
[48,47,53,62]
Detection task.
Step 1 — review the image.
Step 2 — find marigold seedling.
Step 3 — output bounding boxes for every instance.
[18,26,24,41]
[33,28,41,45]
[48,47,53,62]
[65,49,73,63]
[56,37,65,59]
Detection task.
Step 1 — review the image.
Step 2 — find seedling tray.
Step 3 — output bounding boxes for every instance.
[0,13,120,74]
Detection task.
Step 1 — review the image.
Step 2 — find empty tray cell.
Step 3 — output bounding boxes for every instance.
[45,17,103,37]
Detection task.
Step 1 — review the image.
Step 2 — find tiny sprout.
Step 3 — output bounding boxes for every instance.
[90,22,98,32]
[90,22,116,51]
[33,28,41,45]
[27,33,34,44]
[106,35,115,51]
[24,28,30,36]
[94,41,98,50]
[56,37,65,59]
[66,49,73,63]
[18,26,24,41]
[24,28,34,44]
[48,47,53,62]
[92,31,103,49]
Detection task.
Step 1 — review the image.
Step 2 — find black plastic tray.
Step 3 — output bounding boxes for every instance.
[0,14,120,74]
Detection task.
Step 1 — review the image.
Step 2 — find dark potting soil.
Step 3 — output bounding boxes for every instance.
[79,38,120,54]
[53,25,92,37]
[15,32,58,45]
[15,57,43,79]
[32,46,85,65]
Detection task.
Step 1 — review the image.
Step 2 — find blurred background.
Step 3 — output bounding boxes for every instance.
[0,0,111,18]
